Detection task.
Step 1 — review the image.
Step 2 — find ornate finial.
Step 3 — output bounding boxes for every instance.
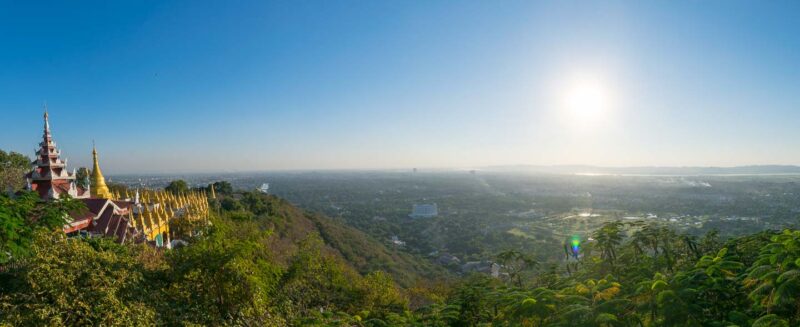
[43,102,51,134]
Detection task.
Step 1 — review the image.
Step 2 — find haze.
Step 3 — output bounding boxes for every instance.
[1,1,799,173]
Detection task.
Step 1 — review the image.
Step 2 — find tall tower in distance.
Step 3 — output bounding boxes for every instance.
[90,143,112,199]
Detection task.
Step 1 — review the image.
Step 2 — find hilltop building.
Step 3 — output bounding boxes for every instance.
[23,109,210,247]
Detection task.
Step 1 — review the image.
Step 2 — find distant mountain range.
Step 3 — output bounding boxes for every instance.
[484,165,800,176]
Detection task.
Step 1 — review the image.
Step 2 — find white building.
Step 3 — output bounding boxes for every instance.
[410,203,438,218]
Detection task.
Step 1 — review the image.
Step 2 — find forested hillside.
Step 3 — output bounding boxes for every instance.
[210,189,449,286]
[3,185,800,326]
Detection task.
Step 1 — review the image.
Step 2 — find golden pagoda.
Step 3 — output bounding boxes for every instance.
[90,144,112,199]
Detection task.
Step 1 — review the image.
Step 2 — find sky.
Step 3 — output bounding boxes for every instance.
[1,1,799,173]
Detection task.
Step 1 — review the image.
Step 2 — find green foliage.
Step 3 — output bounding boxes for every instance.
[75,167,90,189]
[752,314,789,327]
[0,191,85,263]
[7,186,800,326]
[220,197,244,211]
[0,231,156,326]
[212,181,234,195]
[165,179,189,195]
[163,216,284,325]
[197,181,234,196]
[593,221,623,270]
[0,150,30,192]
[496,249,538,287]
[745,229,800,323]
[414,222,799,327]
[0,188,415,326]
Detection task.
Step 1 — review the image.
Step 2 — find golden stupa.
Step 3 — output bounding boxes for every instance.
[90,144,112,199]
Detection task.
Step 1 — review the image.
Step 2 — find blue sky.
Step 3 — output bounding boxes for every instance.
[1,1,799,173]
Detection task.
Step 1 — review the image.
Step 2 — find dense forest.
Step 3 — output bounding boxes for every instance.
[1,152,800,326]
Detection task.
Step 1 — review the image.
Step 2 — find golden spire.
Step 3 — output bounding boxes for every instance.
[156,207,165,226]
[210,183,216,199]
[90,142,112,199]
[137,211,149,234]
[145,207,155,229]
[128,211,137,229]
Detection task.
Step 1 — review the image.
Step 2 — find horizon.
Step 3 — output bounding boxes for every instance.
[102,164,800,177]
[3,1,800,173]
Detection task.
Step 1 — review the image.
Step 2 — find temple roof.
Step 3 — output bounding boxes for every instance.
[27,108,84,200]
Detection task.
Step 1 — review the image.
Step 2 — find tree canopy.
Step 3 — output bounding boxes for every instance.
[0,150,30,192]
[164,179,189,195]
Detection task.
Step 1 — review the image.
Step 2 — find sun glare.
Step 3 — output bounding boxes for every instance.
[560,76,613,124]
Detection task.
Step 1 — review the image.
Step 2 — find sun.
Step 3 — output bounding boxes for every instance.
[560,76,612,124]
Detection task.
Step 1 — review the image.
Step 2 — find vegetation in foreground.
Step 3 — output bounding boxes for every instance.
[2,183,800,326]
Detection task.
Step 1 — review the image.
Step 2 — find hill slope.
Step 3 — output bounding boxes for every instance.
[230,192,448,286]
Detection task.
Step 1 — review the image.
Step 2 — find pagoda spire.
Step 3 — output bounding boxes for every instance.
[43,103,51,138]
[90,142,112,199]
[26,109,87,199]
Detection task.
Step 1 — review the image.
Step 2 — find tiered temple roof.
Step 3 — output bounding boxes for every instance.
[25,108,89,199]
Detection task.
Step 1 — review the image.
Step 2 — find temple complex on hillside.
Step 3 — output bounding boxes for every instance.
[24,109,209,248]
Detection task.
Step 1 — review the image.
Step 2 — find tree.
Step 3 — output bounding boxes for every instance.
[356,271,408,315]
[240,191,275,216]
[593,222,623,270]
[496,249,538,287]
[451,274,496,326]
[0,231,156,325]
[164,216,283,326]
[220,197,244,211]
[211,181,233,196]
[417,303,460,326]
[0,150,30,192]
[279,234,361,320]
[75,167,90,189]
[0,191,85,263]
[165,180,189,195]
[746,230,800,323]
[198,181,234,196]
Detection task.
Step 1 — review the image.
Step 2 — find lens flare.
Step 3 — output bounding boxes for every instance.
[570,235,581,257]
